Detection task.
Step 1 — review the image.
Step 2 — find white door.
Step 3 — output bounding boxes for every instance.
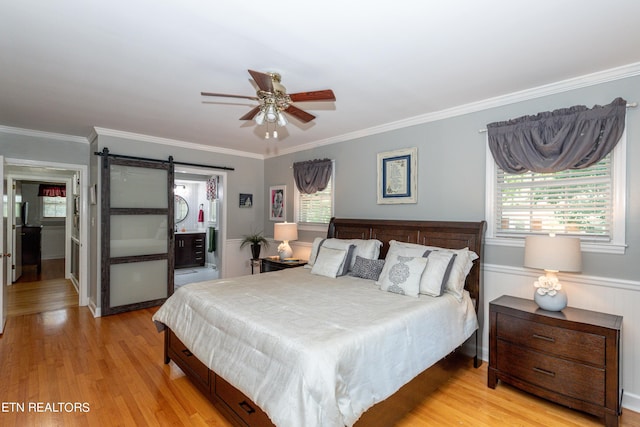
[0,155,7,333]
[12,180,22,282]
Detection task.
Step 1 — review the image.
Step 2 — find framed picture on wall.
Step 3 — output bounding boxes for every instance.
[377,147,417,204]
[239,193,253,208]
[269,185,286,221]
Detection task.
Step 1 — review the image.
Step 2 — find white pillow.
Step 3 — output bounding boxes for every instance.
[385,240,478,301]
[378,254,428,298]
[305,237,327,268]
[341,239,383,270]
[423,246,478,301]
[420,250,456,297]
[310,247,347,278]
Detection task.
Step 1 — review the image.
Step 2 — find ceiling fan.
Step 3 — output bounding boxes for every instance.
[201,70,336,126]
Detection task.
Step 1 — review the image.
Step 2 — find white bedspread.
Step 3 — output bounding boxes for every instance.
[152,268,477,427]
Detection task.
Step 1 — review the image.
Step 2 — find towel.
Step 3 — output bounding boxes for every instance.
[208,227,216,252]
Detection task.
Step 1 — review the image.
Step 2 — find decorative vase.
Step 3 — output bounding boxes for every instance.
[534,289,567,311]
[250,244,261,260]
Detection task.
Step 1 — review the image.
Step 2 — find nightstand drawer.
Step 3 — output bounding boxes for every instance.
[497,340,605,406]
[497,313,605,366]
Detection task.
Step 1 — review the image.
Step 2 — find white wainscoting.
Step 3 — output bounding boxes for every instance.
[484,263,640,412]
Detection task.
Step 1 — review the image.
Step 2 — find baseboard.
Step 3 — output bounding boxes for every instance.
[623,392,640,414]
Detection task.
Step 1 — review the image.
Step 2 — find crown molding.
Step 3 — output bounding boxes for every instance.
[0,125,89,144]
[266,61,640,158]
[92,127,264,160]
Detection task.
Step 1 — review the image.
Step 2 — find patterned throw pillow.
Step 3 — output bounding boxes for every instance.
[379,254,428,297]
[350,256,385,281]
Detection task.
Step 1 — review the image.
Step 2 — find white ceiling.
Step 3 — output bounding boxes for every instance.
[2,0,640,157]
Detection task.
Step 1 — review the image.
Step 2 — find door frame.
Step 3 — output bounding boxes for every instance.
[5,158,89,307]
[1,155,6,333]
[174,166,227,279]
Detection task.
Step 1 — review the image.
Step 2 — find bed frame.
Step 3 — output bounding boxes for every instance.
[163,217,485,427]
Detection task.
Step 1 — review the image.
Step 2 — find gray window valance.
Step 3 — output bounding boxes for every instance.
[293,158,332,194]
[487,97,627,174]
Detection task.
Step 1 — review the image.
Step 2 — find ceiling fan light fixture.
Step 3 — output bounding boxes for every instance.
[254,110,266,125]
[265,104,277,122]
[277,111,287,127]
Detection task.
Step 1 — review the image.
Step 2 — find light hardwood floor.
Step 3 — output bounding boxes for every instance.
[8,259,77,316]
[1,280,638,426]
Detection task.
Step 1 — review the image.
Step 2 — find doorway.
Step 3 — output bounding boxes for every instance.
[173,169,225,289]
[4,160,88,319]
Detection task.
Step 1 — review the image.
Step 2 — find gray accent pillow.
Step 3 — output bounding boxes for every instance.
[350,256,385,281]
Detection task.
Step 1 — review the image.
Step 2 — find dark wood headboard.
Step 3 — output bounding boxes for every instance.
[327,217,486,311]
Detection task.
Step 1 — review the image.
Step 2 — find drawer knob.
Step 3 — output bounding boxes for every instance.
[239,400,256,414]
[532,367,556,377]
[181,349,193,357]
[532,334,555,343]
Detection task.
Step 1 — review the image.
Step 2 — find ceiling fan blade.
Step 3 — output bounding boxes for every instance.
[248,70,274,93]
[289,90,336,102]
[239,106,261,121]
[285,105,316,123]
[201,92,258,101]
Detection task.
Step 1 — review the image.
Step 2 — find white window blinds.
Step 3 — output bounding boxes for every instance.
[495,155,613,240]
[297,176,333,225]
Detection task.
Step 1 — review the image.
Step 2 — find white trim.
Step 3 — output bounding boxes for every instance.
[484,263,640,292]
[93,127,263,160]
[6,158,90,308]
[174,166,228,279]
[267,62,640,158]
[0,125,89,144]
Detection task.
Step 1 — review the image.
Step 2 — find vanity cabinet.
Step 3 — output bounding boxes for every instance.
[175,232,206,269]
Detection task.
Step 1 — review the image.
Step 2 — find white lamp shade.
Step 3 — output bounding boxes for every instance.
[274,222,298,241]
[524,235,582,272]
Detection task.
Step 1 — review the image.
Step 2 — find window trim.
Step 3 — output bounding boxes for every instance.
[294,160,335,232]
[484,128,627,255]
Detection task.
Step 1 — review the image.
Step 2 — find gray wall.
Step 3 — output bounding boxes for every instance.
[264,75,640,281]
[0,131,89,164]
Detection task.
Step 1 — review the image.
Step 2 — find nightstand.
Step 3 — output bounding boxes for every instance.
[488,295,622,427]
[260,257,306,273]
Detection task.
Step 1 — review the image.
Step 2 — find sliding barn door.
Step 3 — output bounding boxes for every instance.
[101,154,174,315]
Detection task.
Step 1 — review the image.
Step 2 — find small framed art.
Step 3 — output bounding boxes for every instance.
[377,147,417,204]
[269,185,286,221]
[239,193,253,208]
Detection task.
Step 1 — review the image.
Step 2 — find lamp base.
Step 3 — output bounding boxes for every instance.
[534,289,567,311]
[277,241,293,260]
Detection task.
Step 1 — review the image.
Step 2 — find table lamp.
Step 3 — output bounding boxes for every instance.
[524,234,582,311]
[274,222,298,260]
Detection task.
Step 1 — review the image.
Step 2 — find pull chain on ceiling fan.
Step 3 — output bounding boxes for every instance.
[201,70,336,139]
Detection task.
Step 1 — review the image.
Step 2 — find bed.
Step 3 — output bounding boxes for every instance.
[153,218,485,427]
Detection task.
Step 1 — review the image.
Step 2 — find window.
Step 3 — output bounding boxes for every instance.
[294,162,335,230]
[42,196,66,218]
[486,131,626,254]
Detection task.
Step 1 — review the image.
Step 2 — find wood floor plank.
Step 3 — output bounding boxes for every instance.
[1,300,639,426]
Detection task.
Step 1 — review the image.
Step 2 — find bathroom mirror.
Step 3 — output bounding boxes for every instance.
[175,195,189,223]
